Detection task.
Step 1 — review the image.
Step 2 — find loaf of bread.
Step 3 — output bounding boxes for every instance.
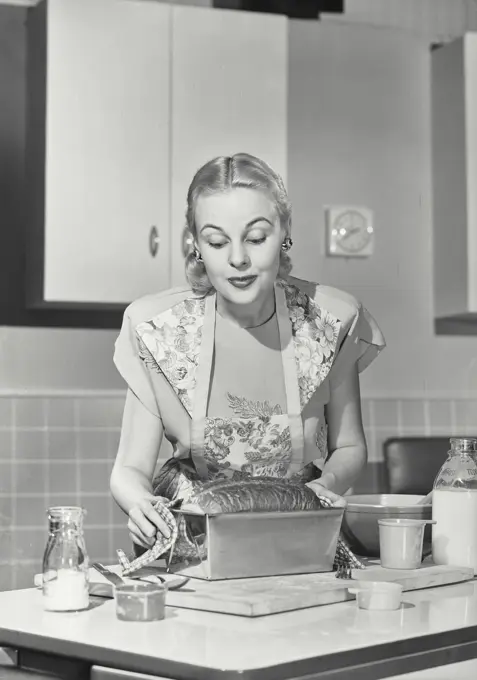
[152,458,323,514]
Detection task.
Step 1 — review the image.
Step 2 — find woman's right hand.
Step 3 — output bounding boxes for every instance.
[127,496,172,550]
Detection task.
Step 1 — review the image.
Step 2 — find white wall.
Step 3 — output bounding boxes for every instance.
[288,19,477,398]
[0,327,123,391]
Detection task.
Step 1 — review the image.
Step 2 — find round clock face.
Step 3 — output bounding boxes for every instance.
[334,210,372,253]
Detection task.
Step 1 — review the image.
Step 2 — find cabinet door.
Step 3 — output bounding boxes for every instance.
[29,0,171,306]
[170,6,288,287]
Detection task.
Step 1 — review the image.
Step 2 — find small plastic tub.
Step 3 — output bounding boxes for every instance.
[378,518,436,570]
[348,581,403,611]
[114,582,166,622]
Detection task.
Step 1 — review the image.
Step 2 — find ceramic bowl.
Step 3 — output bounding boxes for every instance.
[341,494,432,557]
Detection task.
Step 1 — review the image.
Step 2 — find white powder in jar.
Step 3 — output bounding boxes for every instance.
[43,569,89,611]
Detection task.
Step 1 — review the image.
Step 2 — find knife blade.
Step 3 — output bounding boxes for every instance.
[91,562,125,588]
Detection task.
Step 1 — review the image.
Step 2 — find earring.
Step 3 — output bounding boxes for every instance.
[193,247,203,263]
[281,237,293,252]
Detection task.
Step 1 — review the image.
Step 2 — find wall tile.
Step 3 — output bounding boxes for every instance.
[48,430,76,460]
[0,461,12,493]
[46,398,76,428]
[14,564,38,591]
[112,526,132,557]
[77,430,110,461]
[0,534,14,575]
[0,399,12,428]
[400,399,426,430]
[49,461,77,496]
[15,496,49,528]
[0,565,13,592]
[455,400,477,432]
[0,430,12,460]
[49,494,82,507]
[14,398,46,428]
[79,462,113,495]
[429,400,452,430]
[87,527,115,562]
[15,430,46,460]
[111,498,127,526]
[0,497,13,530]
[14,461,48,495]
[81,495,110,527]
[13,528,48,562]
[77,398,124,429]
[373,400,399,428]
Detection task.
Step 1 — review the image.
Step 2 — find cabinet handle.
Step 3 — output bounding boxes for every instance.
[149,226,160,258]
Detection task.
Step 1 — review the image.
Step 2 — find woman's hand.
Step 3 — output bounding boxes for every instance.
[127,496,172,550]
[305,479,347,508]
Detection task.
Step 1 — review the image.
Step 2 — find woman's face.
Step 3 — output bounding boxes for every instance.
[195,187,285,306]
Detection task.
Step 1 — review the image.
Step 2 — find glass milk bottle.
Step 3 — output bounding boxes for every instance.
[432,437,477,574]
[42,506,90,611]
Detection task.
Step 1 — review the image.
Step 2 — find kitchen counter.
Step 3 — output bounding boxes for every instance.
[1,580,477,680]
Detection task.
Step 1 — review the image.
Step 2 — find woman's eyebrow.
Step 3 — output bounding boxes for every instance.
[200,217,274,234]
[246,217,274,229]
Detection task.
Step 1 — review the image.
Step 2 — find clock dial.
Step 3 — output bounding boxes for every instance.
[335,210,372,253]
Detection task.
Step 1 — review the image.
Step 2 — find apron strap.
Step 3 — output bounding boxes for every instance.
[275,283,305,476]
[190,292,216,480]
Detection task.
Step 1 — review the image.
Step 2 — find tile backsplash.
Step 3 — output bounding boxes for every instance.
[0,394,129,592]
[0,392,476,591]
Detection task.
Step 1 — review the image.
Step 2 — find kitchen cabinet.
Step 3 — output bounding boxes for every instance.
[26,0,171,309]
[169,5,288,287]
[432,33,477,334]
[26,1,288,313]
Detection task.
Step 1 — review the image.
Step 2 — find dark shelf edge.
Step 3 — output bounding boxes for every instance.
[435,314,477,336]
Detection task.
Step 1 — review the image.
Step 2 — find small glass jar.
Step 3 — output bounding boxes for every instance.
[42,506,90,612]
[114,582,166,622]
[432,437,477,572]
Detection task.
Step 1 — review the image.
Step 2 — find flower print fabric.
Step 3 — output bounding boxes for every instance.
[138,298,205,414]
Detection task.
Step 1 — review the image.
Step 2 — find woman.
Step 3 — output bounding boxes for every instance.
[111,153,385,550]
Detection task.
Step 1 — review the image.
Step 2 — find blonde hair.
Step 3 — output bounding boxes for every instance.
[182,153,292,295]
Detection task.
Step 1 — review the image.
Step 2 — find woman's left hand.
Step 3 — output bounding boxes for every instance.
[305,480,347,508]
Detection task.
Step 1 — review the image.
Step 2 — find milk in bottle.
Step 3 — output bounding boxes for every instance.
[432,437,477,574]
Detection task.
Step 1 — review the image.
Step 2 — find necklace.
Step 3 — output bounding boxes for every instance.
[216,307,276,330]
[242,309,277,329]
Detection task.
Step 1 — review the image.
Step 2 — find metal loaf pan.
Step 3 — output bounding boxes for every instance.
[170,507,344,580]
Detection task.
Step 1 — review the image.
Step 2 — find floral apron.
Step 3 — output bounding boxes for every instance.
[137,280,341,483]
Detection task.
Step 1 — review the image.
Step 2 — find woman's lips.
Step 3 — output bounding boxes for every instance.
[227,276,257,289]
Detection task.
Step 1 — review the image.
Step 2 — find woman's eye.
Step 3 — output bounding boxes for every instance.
[247,237,266,245]
[208,242,226,249]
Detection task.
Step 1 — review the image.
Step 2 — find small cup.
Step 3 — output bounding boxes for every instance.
[114,582,166,622]
[348,581,403,611]
[378,518,436,570]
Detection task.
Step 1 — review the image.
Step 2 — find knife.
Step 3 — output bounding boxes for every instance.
[91,562,125,587]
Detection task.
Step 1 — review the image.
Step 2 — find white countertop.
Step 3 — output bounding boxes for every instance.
[388,660,477,680]
[1,581,477,679]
